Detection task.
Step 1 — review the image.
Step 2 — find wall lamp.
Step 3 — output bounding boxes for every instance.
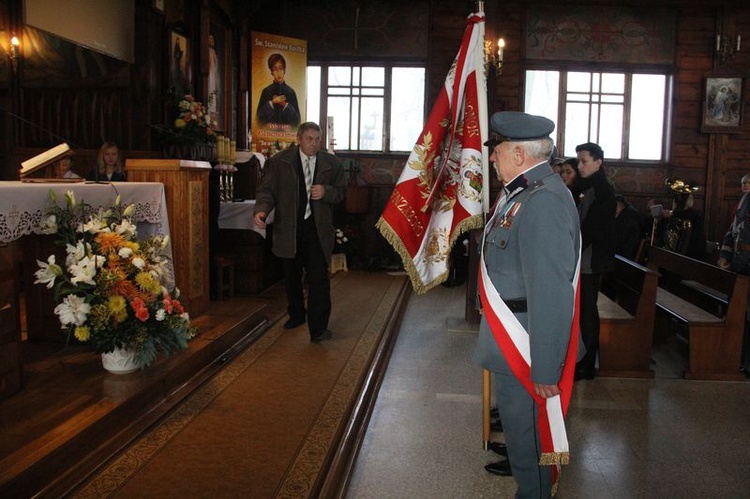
[484,37,505,75]
[716,33,740,63]
[8,34,20,73]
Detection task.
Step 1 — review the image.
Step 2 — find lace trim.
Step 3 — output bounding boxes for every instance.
[0,201,165,244]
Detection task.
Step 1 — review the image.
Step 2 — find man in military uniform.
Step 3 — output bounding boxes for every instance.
[718,174,750,375]
[474,112,582,498]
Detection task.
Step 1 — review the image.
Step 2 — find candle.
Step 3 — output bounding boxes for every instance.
[716,34,721,52]
[497,38,505,62]
[327,116,335,153]
[737,34,741,52]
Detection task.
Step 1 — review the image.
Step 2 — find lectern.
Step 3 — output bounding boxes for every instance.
[126,159,212,316]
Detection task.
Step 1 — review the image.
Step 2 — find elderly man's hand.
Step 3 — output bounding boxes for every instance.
[310,184,325,200]
[254,211,267,229]
[534,383,561,398]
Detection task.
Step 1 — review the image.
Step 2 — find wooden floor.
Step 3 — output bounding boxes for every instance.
[0,283,290,498]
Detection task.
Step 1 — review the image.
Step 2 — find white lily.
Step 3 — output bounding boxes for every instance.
[54,294,91,326]
[69,255,99,286]
[34,255,62,289]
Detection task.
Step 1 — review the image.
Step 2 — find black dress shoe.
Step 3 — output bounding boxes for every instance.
[283,317,305,329]
[484,459,513,476]
[490,407,499,418]
[490,418,503,432]
[311,330,332,343]
[487,441,508,457]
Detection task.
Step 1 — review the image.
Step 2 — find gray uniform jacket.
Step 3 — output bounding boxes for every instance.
[473,162,581,385]
[254,145,346,263]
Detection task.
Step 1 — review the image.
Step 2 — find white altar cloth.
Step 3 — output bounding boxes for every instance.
[0,181,170,243]
[218,200,272,238]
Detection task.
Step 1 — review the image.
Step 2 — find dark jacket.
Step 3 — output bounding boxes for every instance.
[254,145,345,263]
[577,168,616,273]
[615,204,642,260]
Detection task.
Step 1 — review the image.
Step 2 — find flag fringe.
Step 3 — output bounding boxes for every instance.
[540,451,570,466]
[376,213,484,295]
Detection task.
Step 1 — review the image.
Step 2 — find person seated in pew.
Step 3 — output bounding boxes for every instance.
[86,141,126,182]
[718,173,750,377]
[614,194,642,261]
[602,194,642,299]
[53,156,81,179]
[654,179,706,261]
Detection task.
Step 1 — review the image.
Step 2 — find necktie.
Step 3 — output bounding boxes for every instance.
[303,157,313,219]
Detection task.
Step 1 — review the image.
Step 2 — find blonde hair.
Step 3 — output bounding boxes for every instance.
[97,141,124,176]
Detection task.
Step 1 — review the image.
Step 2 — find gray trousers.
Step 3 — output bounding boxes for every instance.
[494,360,553,499]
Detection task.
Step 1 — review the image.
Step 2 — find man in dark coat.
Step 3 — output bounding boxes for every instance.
[574,142,616,380]
[254,122,346,342]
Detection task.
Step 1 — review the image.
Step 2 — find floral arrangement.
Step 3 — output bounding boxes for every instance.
[334,226,360,262]
[34,190,197,368]
[153,94,217,145]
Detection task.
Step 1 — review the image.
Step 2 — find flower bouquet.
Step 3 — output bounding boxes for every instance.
[153,94,217,144]
[153,94,218,161]
[34,190,197,369]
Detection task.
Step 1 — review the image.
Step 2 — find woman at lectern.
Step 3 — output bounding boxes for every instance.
[87,141,126,182]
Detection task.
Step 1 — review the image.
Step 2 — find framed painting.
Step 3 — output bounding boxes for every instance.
[168,27,191,97]
[207,21,230,133]
[702,77,743,133]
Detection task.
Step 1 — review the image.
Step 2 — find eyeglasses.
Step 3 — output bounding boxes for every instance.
[742,181,750,185]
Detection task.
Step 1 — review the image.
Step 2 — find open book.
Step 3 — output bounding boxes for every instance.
[19,143,73,179]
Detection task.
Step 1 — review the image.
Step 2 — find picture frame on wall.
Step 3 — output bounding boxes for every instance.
[702,77,743,133]
[207,20,230,133]
[169,27,191,98]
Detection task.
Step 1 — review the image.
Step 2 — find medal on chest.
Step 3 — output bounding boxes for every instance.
[497,201,522,229]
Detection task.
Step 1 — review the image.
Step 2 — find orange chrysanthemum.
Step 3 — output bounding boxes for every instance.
[96,232,127,254]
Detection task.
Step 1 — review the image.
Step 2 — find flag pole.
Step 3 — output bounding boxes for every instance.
[476,0,492,451]
[476,1,490,214]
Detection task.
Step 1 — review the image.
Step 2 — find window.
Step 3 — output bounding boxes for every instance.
[525,70,672,161]
[306,64,425,153]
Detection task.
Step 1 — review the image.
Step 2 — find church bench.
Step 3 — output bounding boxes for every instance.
[597,255,659,378]
[646,246,747,381]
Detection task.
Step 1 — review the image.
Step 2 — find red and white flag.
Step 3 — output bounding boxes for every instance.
[376,11,489,294]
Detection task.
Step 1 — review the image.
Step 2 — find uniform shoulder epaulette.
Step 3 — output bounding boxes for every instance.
[528,179,546,193]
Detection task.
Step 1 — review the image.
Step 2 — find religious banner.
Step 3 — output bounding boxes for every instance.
[250,32,307,154]
[376,10,489,294]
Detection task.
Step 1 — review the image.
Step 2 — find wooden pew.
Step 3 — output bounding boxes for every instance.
[646,245,748,381]
[597,255,659,378]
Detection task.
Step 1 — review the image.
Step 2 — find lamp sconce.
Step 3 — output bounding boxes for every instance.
[8,34,20,72]
[484,37,505,75]
[716,33,741,63]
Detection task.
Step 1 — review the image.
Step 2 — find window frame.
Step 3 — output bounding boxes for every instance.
[307,60,427,156]
[524,64,674,163]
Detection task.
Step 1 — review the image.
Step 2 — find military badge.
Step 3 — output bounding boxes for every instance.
[499,201,521,229]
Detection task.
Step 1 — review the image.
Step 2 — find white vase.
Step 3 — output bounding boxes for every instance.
[101,348,141,374]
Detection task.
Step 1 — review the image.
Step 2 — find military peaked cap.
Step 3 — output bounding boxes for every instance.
[484,111,555,148]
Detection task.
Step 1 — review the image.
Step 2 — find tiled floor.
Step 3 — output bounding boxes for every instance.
[347,284,750,499]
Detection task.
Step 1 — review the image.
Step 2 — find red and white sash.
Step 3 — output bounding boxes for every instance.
[478,222,581,484]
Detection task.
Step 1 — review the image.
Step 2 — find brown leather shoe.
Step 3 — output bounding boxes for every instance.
[484,459,513,476]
